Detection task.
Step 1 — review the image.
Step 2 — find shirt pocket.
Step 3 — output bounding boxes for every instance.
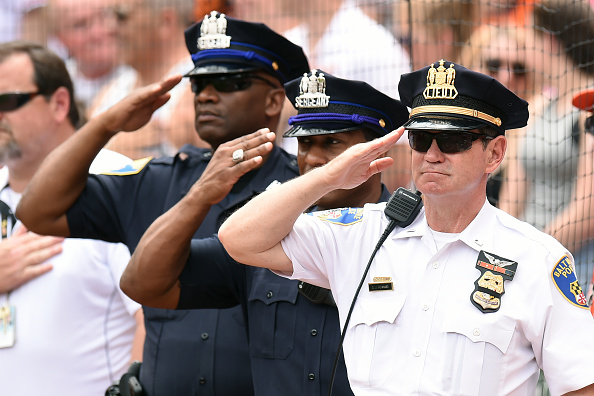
[343,292,406,388]
[247,272,299,359]
[440,312,516,395]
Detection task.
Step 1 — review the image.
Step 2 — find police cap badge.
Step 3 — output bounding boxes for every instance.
[399,59,529,134]
[184,11,309,84]
[284,69,409,138]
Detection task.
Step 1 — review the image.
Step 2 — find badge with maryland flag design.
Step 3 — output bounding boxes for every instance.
[470,251,518,313]
[552,255,588,309]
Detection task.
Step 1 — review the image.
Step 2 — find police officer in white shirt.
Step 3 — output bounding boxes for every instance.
[218,59,594,395]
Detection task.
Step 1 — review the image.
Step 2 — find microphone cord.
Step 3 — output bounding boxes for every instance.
[326,218,398,396]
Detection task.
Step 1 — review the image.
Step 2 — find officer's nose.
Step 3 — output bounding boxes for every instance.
[425,139,445,161]
[195,83,220,103]
[302,144,327,169]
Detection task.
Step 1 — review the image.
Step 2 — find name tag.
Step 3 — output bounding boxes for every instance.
[368,282,393,292]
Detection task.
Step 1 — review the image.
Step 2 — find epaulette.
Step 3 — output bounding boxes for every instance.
[100,157,152,176]
[307,207,364,226]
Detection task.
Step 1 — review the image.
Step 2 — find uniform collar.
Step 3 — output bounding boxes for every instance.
[457,199,497,253]
[392,198,496,253]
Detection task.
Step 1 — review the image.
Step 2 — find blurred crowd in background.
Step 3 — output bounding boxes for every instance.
[1,1,593,394]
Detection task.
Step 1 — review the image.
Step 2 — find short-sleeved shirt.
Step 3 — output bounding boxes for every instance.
[177,185,392,396]
[0,149,140,396]
[66,144,299,396]
[279,200,594,395]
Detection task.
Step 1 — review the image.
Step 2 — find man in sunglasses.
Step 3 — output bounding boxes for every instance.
[218,60,594,395]
[18,13,309,396]
[0,41,144,395]
[118,70,409,396]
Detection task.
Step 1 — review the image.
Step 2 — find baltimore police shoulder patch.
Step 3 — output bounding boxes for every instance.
[307,207,364,226]
[100,157,152,176]
[551,255,589,309]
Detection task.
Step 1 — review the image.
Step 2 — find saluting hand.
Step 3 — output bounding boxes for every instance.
[189,128,276,206]
[321,127,404,191]
[99,74,183,134]
[0,226,64,294]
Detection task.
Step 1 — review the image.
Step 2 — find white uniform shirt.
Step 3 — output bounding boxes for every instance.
[0,150,141,396]
[279,200,594,395]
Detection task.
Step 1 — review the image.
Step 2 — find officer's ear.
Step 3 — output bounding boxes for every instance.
[264,87,286,119]
[485,135,506,174]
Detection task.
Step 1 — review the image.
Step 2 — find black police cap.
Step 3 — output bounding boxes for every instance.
[184,11,309,84]
[398,59,529,134]
[283,69,409,138]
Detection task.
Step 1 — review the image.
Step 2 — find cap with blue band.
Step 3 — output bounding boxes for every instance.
[284,69,409,138]
[184,11,309,84]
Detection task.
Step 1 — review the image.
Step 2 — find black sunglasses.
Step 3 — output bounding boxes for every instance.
[408,130,494,154]
[0,92,40,112]
[189,73,278,94]
[586,115,594,135]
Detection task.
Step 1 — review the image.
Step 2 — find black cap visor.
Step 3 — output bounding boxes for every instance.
[283,124,362,138]
[184,63,260,77]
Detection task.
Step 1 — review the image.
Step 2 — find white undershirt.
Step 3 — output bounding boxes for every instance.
[430,228,460,251]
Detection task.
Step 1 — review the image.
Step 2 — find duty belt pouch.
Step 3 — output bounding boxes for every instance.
[298,282,336,306]
[120,360,143,396]
[105,361,144,396]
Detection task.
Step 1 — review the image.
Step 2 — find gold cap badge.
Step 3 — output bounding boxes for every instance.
[424,59,458,100]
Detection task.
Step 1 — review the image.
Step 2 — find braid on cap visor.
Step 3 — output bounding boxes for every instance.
[288,113,389,133]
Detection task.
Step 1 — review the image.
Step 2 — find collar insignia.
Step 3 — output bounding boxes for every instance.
[470,250,518,313]
[424,59,458,100]
[552,255,589,309]
[198,11,231,50]
[295,69,330,108]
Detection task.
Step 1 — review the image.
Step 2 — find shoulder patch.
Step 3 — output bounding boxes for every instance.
[551,255,589,309]
[100,157,152,176]
[307,208,364,226]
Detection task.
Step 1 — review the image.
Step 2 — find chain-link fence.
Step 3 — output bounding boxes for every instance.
[3,0,592,394]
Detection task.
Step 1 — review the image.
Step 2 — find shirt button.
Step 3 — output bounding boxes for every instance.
[422,304,429,311]
[414,350,421,357]
[473,328,481,336]
[432,262,439,269]
[308,373,315,380]
[266,291,273,298]
[310,329,318,336]
[199,377,206,385]
[201,332,209,340]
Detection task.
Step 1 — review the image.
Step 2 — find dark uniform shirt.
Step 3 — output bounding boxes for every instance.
[177,186,392,395]
[66,145,299,396]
